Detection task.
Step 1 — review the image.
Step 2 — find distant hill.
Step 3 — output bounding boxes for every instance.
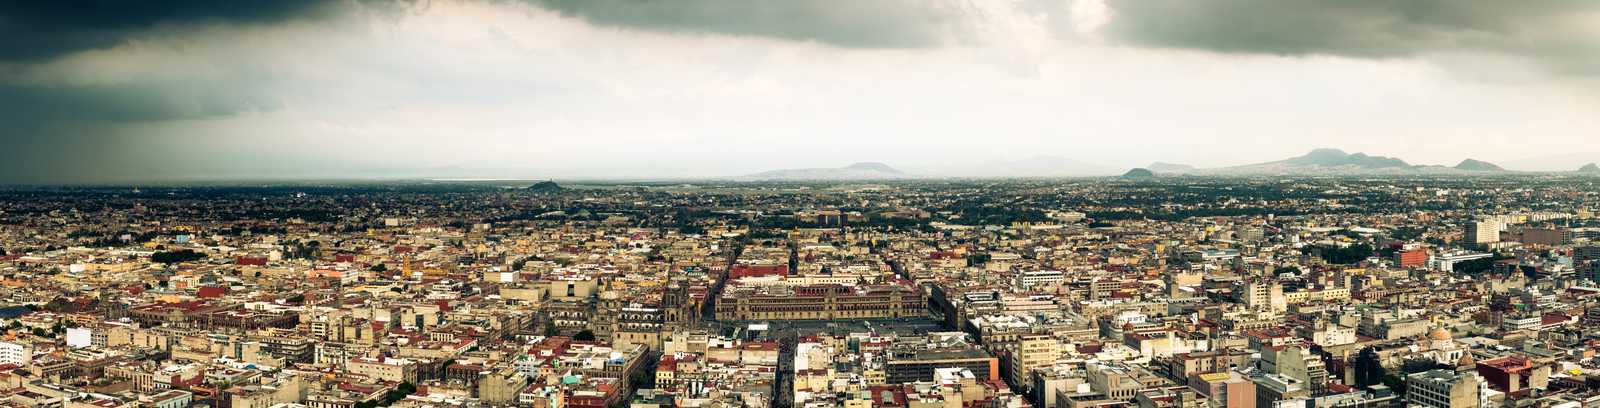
[1147,162,1196,174]
[1202,148,1432,175]
[1121,168,1156,179]
[1581,163,1600,173]
[1281,148,1409,168]
[525,181,562,192]
[1453,159,1505,172]
[741,162,909,181]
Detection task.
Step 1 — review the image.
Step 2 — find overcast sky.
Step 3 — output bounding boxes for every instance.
[3,0,1599,183]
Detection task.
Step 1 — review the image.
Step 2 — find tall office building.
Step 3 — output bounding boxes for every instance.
[1578,246,1600,283]
[1465,221,1501,245]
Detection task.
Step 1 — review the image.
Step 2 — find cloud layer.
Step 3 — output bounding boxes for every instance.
[0,1,335,62]
[529,0,984,48]
[1,0,1598,184]
[1101,0,1600,77]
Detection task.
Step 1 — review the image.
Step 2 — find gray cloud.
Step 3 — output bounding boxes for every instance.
[1101,0,1600,75]
[0,1,341,63]
[0,81,281,124]
[527,0,981,48]
[3,0,1599,185]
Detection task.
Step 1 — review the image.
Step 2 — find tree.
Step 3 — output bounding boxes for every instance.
[573,329,596,341]
[1308,244,1374,265]
[152,250,206,264]
[1455,254,1514,275]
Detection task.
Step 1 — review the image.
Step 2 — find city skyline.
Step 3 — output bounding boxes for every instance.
[7,3,1600,407]
[3,1,1599,183]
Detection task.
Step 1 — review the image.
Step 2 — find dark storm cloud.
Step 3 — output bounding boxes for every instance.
[528,0,977,48]
[0,82,280,123]
[1101,0,1600,75]
[0,1,335,63]
[0,80,279,184]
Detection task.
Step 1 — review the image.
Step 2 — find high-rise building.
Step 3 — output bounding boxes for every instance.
[1465,221,1501,245]
[1578,246,1600,283]
[1240,280,1285,314]
[1006,334,1061,392]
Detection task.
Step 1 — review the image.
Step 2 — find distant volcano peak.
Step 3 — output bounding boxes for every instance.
[1453,159,1504,171]
[843,162,903,174]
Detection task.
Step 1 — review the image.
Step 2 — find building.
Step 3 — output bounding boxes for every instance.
[1018,270,1066,289]
[1405,369,1483,408]
[1188,371,1255,408]
[1475,356,1549,395]
[1465,221,1501,245]
[1513,227,1565,246]
[1006,334,1061,392]
[0,341,29,366]
[1088,363,1147,400]
[1240,280,1285,314]
[1260,346,1327,394]
[886,348,998,384]
[1251,373,1307,408]
[715,282,925,321]
[347,357,420,384]
[1396,248,1429,268]
[146,390,193,408]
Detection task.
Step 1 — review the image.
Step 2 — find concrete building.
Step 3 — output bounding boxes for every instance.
[1405,369,1483,408]
[1466,221,1502,245]
[0,341,29,366]
[1251,373,1307,408]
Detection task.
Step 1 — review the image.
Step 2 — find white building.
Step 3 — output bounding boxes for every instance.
[65,327,93,348]
[0,341,30,366]
[1017,270,1065,289]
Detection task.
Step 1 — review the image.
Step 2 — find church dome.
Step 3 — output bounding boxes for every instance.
[1428,327,1452,342]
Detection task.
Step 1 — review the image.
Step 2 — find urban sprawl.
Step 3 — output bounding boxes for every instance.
[3,176,1600,408]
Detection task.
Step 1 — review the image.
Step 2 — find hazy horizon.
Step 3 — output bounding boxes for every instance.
[4,1,1600,184]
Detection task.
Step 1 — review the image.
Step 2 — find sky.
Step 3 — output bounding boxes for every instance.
[3,0,1599,183]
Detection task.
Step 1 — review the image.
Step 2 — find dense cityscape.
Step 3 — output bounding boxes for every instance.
[6,2,1600,408]
[1,174,1599,408]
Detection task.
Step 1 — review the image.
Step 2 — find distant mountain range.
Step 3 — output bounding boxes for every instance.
[1170,148,1519,176]
[739,162,909,181]
[733,149,1595,181]
[1196,148,1411,175]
